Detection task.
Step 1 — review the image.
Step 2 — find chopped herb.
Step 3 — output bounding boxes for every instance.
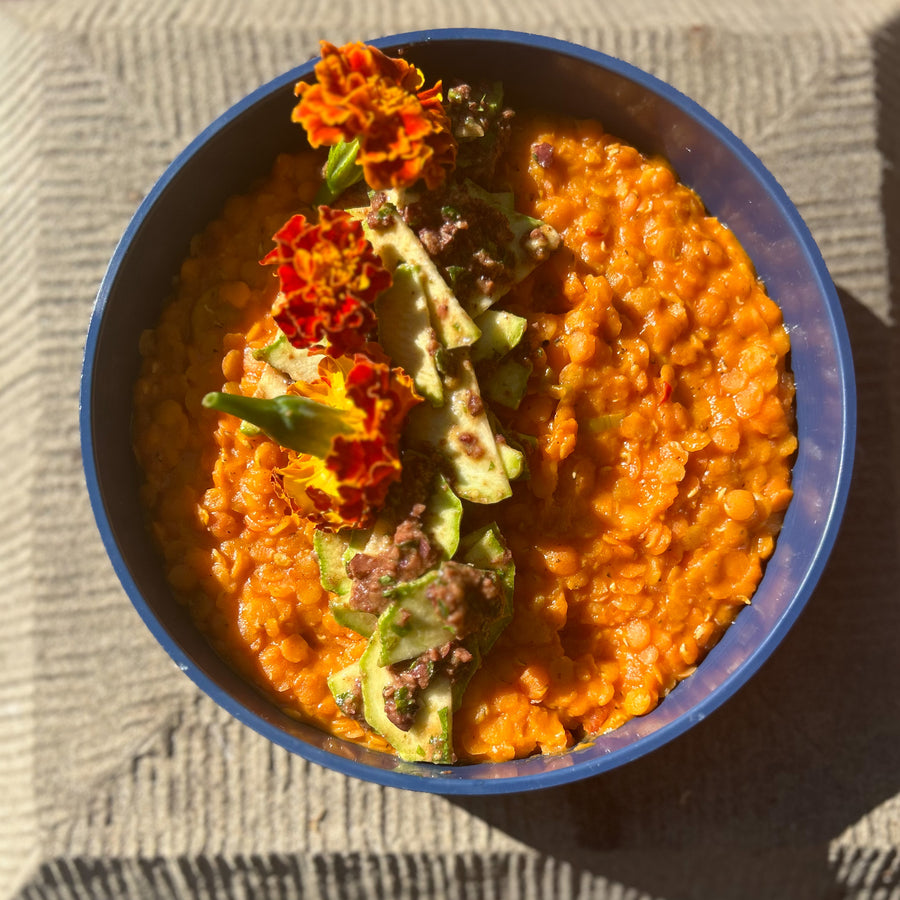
[587,413,626,433]
[374,200,399,223]
[445,265,465,289]
[394,686,417,716]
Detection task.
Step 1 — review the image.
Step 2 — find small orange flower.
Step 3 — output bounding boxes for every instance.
[275,353,420,529]
[262,207,390,357]
[294,40,456,190]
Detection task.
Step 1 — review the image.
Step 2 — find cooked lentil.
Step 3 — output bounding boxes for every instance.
[133,113,795,763]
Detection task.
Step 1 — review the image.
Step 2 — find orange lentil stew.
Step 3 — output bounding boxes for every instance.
[133,112,795,763]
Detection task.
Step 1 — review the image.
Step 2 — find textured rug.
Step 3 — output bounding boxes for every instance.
[2,0,900,897]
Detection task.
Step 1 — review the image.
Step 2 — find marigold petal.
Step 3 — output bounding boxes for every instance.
[263,208,390,357]
[273,352,421,529]
[292,40,456,190]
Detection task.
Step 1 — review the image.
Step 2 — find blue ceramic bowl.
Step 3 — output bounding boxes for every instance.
[80,29,856,793]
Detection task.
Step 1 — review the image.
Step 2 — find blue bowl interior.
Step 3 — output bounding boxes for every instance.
[80,29,855,794]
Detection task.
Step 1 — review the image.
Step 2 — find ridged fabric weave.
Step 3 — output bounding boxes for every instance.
[2,1,900,897]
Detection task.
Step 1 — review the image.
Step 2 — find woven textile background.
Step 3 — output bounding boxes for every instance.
[2,0,900,897]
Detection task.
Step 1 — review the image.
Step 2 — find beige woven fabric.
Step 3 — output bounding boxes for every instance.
[2,0,899,897]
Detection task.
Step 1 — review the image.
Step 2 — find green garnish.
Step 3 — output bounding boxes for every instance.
[315,138,365,205]
[202,391,352,456]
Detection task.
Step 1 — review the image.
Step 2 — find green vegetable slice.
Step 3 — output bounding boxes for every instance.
[422,473,463,559]
[376,574,457,667]
[360,631,454,764]
[376,263,444,406]
[471,309,527,362]
[480,357,533,410]
[405,354,512,505]
[326,659,363,719]
[353,207,481,349]
[458,523,515,658]
[314,529,377,637]
[252,332,321,383]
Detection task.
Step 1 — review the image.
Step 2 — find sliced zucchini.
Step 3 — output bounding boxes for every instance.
[456,180,561,316]
[327,659,363,719]
[459,523,514,593]
[405,354,512,505]
[422,473,463,559]
[314,529,377,637]
[471,309,527,362]
[360,631,454,764]
[459,523,515,657]
[353,530,515,761]
[485,410,529,482]
[354,208,481,349]
[314,529,352,596]
[377,557,506,676]
[331,602,377,638]
[252,331,321,383]
[481,357,533,410]
[497,440,525,480]
[238,420,262,436]
[376,263,444,406]
[377,575,457,667]
[449,637,483,711]
[390,181,560,318]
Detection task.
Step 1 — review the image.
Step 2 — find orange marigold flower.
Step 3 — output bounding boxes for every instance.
[261,207,390,357]
[275,353,420,529]
[294,40,457,190]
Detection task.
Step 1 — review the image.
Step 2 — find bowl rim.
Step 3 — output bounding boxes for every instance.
[80,26,857,794]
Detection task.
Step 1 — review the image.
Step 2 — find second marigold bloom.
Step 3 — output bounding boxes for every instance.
[275,353,421,529]
[262,207,391,357]
[294,40,457,191]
